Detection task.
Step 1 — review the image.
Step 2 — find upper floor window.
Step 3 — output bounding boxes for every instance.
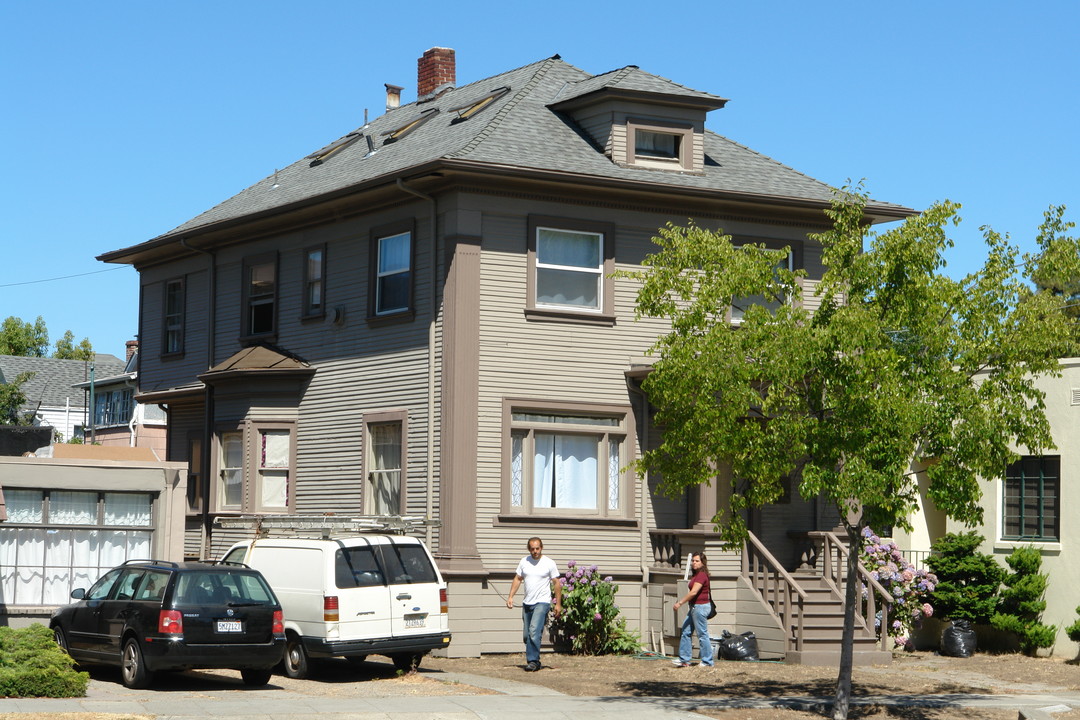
[1003,455,1059,541]
[731,247,793,325]
[94,388,134,427]
[505,401,631,519]
[303,245,325,318]
[163,278,185,355]
[368,222,414,320]
[243,254,277,337]
[625,118,694,171]
[526,216,615,322]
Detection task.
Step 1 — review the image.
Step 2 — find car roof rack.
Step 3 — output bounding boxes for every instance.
[213,514,439,538]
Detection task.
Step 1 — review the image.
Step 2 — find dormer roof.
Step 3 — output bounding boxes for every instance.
[548,65,728,111]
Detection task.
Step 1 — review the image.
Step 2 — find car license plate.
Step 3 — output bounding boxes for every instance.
[404,614,426,628]
[216,620,243,633]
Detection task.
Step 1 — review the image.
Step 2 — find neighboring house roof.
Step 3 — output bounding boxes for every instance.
[100,55,912,263]
[0,354,126,411]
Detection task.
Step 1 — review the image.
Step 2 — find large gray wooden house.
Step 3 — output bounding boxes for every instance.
[100,48,913,661]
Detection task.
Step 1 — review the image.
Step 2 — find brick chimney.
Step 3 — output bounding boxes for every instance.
[417,47,455,100]
[125,339,138,362]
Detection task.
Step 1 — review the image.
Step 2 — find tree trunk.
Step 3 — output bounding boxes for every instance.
[831,524,861,720]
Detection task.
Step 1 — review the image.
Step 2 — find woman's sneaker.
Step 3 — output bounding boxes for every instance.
[671,660,691,667]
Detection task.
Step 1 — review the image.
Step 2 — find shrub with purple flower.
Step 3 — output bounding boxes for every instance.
[861,527,938,650]
[550,561,639,655]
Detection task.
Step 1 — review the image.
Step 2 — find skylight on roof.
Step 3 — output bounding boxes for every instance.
[448,86,510,124]
[307,133,362,167]
[381,108,439,144]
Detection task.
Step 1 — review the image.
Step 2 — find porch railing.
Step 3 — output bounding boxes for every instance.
[742,531,807,654]
[807,531,894,652]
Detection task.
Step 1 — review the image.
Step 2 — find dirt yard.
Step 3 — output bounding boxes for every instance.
[426,650,1080,719]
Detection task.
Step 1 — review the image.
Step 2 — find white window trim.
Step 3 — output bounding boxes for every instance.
[525,216,616,323]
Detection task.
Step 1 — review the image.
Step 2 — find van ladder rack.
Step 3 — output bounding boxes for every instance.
[214,514,439,538]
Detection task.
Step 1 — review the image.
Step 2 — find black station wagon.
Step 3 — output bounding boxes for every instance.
[50,559,286,688]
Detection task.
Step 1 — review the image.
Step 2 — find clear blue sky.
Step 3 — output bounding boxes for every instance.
[2,1,1077,358]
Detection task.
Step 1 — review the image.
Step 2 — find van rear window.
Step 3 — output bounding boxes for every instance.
[379,544,437,585]
[335,547,385,588]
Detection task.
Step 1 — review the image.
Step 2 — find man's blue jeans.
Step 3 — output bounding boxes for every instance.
[522,602,550,663]
[678,603,714,665]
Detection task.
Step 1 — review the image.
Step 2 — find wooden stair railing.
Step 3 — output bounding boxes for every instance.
[806,530,895,653]
[742,531,808,654]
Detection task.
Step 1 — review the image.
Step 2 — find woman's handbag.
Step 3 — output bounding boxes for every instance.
[707,599,717,619]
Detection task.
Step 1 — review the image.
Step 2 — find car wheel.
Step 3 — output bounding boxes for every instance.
[391,652,423,673]
[240,668,273,686]
[283,633,310,679]
[53,625,70,654]
[121,638,154,689]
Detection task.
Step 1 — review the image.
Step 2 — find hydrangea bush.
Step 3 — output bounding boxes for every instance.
[549,561,640,655]
[861,527,938,650]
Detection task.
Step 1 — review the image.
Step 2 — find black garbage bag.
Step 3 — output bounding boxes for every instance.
[940,619,977,657]
[717,630,759,661]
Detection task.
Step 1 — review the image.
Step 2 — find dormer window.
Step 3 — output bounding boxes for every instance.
[625,118,694,171]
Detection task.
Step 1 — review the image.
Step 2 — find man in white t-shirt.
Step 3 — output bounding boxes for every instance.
[506,536,562,671]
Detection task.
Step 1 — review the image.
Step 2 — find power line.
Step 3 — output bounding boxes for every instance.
[0,265,128,289]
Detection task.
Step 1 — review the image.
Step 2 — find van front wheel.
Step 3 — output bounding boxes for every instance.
[391,653,423,673]
[283,633,310,679]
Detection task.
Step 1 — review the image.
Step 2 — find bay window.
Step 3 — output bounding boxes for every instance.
[215,422,294,513]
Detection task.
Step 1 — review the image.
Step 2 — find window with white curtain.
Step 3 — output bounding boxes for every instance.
[367,422,402,514]
[216,423,294,513]
[508,410,627,517]
[535,227,603,311]
[0,489,153,605]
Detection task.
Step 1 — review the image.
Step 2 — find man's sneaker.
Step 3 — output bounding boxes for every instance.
[525,661,541,672]
[671,660,690,667]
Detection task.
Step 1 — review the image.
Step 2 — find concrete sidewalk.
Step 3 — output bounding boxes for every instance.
[2,669,1078,719]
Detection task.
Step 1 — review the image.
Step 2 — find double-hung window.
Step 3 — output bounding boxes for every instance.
[0,489,153,604]
[1002,455,1059,541]
[363,411,407,515]
[369,222,414,319]
[527,216,615,320]
[163,278,184,355]
[303,245,325,318]
[506,402,630,518]
[730,245,793,325]
[216,423,294,513]
[243,254,277,337]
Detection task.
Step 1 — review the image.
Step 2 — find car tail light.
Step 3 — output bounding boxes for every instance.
[272,610,284,635]
[158,609,183,635]
[440,588,448,614]
[323,596,339,622]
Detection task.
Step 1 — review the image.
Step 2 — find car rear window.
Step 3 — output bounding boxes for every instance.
[174,571,277,605]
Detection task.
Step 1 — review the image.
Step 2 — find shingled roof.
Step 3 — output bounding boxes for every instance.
[101,54,911,260]
[0,354,126,410]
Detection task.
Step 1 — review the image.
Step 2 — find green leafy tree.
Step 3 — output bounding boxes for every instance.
[1029,206,1080,354]
[625,188,1079,719]
[52,330,94,361]
[0,316,49,357]
[926,531,1004,624]
[0,371,36,425]
[990,546,1056,655]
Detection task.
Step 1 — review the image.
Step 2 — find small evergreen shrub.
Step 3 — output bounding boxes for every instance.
[926,531,1004,624]
[550,561,640,655]
[1065,606,1080,645]
[0,624,88,697]
[990,545,1057,655]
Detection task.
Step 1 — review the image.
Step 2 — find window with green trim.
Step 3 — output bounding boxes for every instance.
[1002,455,1059,541]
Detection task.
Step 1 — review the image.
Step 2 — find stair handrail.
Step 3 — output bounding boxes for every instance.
[742,531,808,653]
[807,530,894,652]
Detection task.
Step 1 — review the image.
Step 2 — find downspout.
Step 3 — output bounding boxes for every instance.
[626,375,651,626]
[181,238,217,559]
[395,178,437,548]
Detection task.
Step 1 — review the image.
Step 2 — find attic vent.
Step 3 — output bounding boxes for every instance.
[449,86,510,124]
[382,108,439,143]
[1072,388,1080,406]
[307,133,362,167]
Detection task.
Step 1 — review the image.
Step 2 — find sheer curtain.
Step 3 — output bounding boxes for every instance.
[532,433,598,509]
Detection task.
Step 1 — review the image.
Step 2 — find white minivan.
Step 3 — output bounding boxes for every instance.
[222,534,451,677]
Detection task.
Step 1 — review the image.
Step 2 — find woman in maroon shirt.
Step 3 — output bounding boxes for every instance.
[672,552,713,666]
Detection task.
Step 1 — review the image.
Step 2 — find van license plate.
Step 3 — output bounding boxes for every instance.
[216,620,243,633]
[404,614,426,628]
